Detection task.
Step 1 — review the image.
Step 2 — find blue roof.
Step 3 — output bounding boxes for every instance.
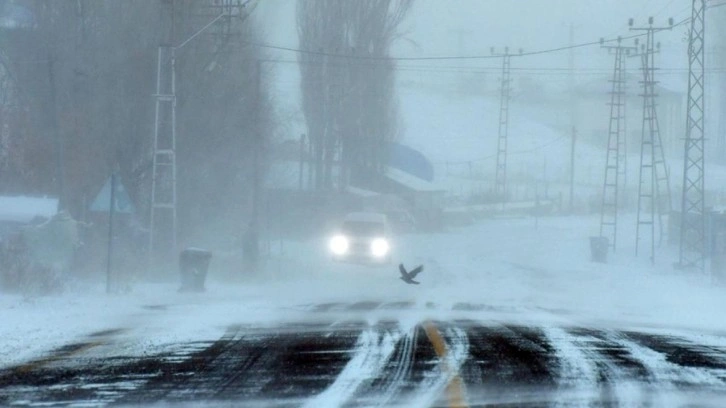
[387,142,434,182]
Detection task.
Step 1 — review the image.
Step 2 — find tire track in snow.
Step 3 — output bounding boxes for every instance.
[625,331,726,372]
[341,323,431,407]
[542,326,601,406]
[302,324,401,408]
[372,325,417,407]
[561,328,725,407]
[566,328,654,406]
[607,332,726,408]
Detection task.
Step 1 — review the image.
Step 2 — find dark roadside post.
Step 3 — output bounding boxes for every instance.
[106,172,117,294]
[570,126,576,214]
[299,133,305,190]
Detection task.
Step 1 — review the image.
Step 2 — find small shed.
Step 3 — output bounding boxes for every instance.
[0,196,58,240]
[381,167,446,230]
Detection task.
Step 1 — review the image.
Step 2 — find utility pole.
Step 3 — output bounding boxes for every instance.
[570,127,576,213]
[568,23,576,214]
[299,133,305,191]
[106,172,117,294]
[47,56,65,211]
[679,0,706,272]
[619,66,630,209]
[149,42,177,266]
[599,37,637,251]
[149,1,248,270]
[248,58,262,271]
[492,47,520,201]
[569,23,576,137]
[630,16,674,263]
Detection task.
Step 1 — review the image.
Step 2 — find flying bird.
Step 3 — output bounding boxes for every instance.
[399,263,424,285]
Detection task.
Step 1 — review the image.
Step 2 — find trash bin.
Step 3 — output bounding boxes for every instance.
[589,236,609,263]
[179,248,212,292]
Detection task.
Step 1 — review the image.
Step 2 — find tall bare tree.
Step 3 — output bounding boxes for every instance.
[0,49,26,189]
[0,0,271,244]
[716,4,726,161]
[297,0,413,190]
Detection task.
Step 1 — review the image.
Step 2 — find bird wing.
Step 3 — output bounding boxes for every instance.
[398,263,409,278]
[408,265,424,278]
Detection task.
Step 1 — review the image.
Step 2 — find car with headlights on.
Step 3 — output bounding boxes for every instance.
[328,212,392,264]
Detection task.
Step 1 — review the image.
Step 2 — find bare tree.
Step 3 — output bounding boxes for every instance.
[297,0,413,190]
[716,5,726,161]
[0,50,27,190]
[1,0,271,244]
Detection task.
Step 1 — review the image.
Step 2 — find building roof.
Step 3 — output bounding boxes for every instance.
[0,196,58,223]
[385,166,445,193]
[344,212,387,224]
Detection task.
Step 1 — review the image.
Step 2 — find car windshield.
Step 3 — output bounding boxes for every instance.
[342,221,385,236]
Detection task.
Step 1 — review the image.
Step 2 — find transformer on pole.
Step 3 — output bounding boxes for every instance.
[630,17,673,263]
[678,0,706,272]
[599,37,637,251]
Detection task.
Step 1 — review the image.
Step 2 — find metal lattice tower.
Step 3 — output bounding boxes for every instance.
[150,44,178,262]
[679,0,706,271]
[599,38,636,251]
[493,47,512,200]
[149,1,250,266]
[618,60,631,209]
[630,17,674,263]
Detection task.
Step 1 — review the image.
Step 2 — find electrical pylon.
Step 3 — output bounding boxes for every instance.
[630,17,674,263]
[493,47,514,201]
[149,1,249,268]
[679,0,706,272]
[599,38,637,251]
[149,44,177,263]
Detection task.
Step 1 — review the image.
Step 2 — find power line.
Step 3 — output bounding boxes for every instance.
[266,57,726,76]
[654,0,680,17]
[433,134,568,166]
[243,17,691,62]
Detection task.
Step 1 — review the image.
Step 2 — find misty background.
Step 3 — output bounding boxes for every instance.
[0,0,725,286]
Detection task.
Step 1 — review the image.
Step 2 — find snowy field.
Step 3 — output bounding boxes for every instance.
[3,213,725,371]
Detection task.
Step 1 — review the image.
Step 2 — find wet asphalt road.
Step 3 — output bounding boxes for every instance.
[2,301,726,407]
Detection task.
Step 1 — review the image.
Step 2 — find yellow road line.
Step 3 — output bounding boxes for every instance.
[423,321,469,408]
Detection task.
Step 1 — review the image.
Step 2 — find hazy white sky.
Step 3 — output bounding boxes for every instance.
[396,0,690,55]
[254,0,701,100]
[255,0,693,63]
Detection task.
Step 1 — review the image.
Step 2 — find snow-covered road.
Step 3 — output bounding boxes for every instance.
[2,215,726,406]
[2,313,726,407]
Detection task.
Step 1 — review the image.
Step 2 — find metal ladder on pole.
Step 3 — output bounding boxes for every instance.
[631,19,673,263]
[679,0,706,272]
[494,49,511,201]
[617,58,630,210]
[600,43,627,251]
[636,46,656,262]
[149,45,177,267]
[148,2,250,271]
[650,77,672,247]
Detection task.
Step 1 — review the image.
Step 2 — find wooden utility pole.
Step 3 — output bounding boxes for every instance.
[48,56,65,211]
[570,127,576,213]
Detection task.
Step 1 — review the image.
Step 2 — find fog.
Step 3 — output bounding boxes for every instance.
[1,1,726,405]
[1,0,725,336]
